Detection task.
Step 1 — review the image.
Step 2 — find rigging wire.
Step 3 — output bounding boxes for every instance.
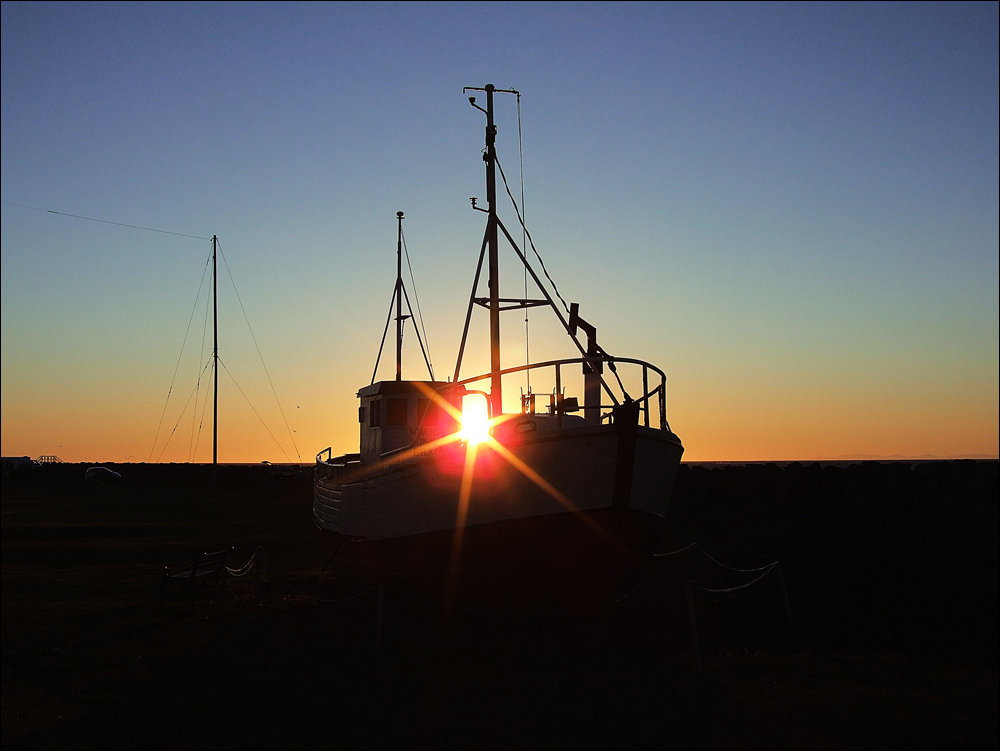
[215,239,302,462]
[1,200,211,240]
[496,154,632,403]
[2,200,221,460]
[371,286,397,384]
[517,92,530,394]
[148,247,213,462]
[6,198,301,462]
[217,357,293,463]
[494,154,571,315]
[399,283,435,380]
[400,226,435,380]
[155,356,213,463]
[191,357,214,462]
[188,285,214,461]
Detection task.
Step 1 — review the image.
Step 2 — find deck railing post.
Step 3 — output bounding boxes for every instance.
[555,363,562,431]
[659,376,667,430]
[642,365,649,428]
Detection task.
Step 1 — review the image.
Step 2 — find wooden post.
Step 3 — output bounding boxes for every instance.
[376,584,385,651]
[686,585,701,672]
[776,562,794,627]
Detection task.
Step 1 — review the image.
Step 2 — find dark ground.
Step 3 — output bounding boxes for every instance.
[2,460,997,749]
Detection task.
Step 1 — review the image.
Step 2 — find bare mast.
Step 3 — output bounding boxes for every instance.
[460,84,521,416]
[212,234,218,491]
[370,211,434,385]
[395,211,404,381]
[455,85,623,420]
[485,85,502,419]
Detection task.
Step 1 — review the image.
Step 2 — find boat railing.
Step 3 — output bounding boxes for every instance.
[315,449,361,479]
[455,356,671,432]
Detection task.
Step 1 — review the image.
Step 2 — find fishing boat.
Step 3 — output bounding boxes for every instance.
[315,85,684,610]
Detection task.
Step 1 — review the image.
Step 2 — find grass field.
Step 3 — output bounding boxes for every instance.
[2,461,997,748]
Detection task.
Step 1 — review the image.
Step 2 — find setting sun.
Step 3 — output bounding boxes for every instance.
[460,396,490,445]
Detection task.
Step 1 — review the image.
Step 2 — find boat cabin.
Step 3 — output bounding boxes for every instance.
[357,381,465,466]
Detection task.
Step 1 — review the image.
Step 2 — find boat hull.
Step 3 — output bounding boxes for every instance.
[315,422,683,609]
[327,507,666,611]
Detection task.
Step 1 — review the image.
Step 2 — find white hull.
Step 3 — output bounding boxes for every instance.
[314,423,683,540]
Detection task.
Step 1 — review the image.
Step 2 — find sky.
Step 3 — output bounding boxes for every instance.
[2,1,997,463]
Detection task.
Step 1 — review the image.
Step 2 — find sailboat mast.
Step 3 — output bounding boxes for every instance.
[212,234,218,488]
[485,84,502,418]
[396,211,404,381]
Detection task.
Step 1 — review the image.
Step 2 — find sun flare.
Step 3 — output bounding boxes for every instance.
[460,398,490,445]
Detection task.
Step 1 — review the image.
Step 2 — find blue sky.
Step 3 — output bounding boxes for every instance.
[2,1,997,461]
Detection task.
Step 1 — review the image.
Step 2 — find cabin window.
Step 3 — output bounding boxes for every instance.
[369,399,381,428]
[358,405,366,424]
[417,398,430,426]
[386,398,408,427]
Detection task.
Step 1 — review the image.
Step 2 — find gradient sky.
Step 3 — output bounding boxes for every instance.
[2,1,997,463]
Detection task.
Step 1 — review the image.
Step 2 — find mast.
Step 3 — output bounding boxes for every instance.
[396,211,404,381]
[371,211,435,384]
[485,84,502,418]
[455,85,622,416]
[212,234,218,491]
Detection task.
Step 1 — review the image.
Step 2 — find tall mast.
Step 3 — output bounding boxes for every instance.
[212,234,218,491]
[395,211,404,381]
[485,84,501,418]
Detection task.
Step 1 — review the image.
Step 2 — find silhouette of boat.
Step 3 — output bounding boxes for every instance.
[315,85,684,610]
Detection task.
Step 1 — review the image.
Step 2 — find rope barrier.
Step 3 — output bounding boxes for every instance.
[256,550,377,603]
[652,542,699,557]
[698,562,780,594]
[210,542,791,664]
[387,582,687,617]
[655,542,777,573]
[225,549,258,577]
[221,544,787,615]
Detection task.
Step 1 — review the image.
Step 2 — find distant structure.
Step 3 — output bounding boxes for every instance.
[2,456,37,477]
[36,455,63,464]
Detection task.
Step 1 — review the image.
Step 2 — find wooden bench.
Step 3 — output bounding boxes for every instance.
[161,547,233,593]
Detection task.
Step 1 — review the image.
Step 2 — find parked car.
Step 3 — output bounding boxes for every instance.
[84,467,121,483]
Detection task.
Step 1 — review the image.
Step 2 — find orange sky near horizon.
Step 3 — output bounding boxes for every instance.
[2,344,996,463]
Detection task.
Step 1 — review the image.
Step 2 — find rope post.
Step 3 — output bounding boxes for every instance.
[686,585,702,672]
[776,562,794,627]
[254,548,261,607]
[376,584,385,651]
